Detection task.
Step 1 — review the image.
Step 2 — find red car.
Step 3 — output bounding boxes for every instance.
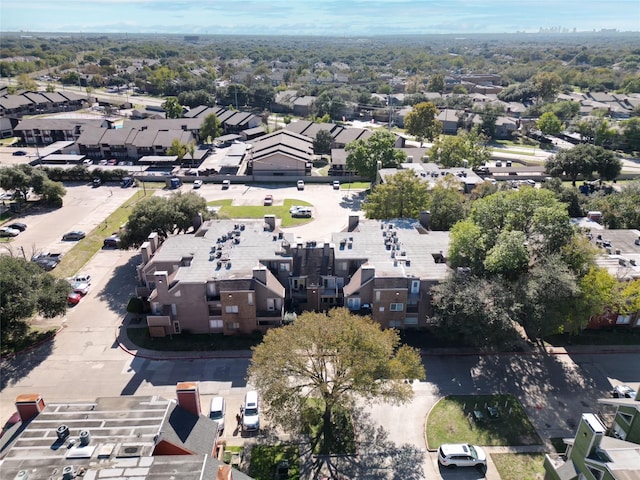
[67,292,82,306]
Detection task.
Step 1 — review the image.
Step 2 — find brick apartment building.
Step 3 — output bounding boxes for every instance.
[136,213,450,337]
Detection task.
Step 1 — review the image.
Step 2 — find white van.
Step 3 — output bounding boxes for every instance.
[241,391,260,432]
[209,396,226,434]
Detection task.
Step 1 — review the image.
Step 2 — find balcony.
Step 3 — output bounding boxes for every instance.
[406,303,419,314]
[257,308,284,327]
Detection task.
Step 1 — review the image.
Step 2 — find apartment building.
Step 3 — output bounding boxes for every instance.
[136,214,450,337]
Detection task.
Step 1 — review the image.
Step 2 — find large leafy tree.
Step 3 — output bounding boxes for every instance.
[363,169,429,219]
[429,130,490,168]
[0,164,66,204]
[403,102,441,146]
[621,117,640,152]
[167,139,188,160]
[546,144,621,185]
[313,129,333,155]
[119,192,208,249]
[425,176,467,230]
[345,130,406,180]
[537,111,563,136]
[248,308,425,455]
[0,256,70,351]
[161,96,183,119]
[199,113,221,144]
[532,71,563,101]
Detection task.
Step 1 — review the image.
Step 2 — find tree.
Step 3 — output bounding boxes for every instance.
[532,71,562,101]
[247,308,425,455]
[546,144,620,185]
[537,112,563,136]
[568,267,619,334]
[162,97,183,119]
[476,105,503,139]
[39,179,66,207]
[0,256,70,350]
[119,193,209,249]
[429,130,490,168]
[362,169,429,219]
[622,117,640,152]
[403,102,441,146]
[426,74,445,93]
[425,176,467,230]
[199,113,221,144]
[17,73,37,91]
[313,129,333,155]
[483,230,530,279]
[345,130,406,180]
[167,139,188,160]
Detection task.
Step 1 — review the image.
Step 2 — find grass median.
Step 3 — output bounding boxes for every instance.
[208,199,314,227]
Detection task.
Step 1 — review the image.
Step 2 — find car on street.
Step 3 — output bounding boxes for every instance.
[6,223,27,232]
[0,227,20,237]
[67,292,82,306]
[12,150,27,156]
[62,231,86,241]
[193,179,203,189]
[332,180,340,190]
[72,282,91,296]
[222,179,230,189]
[438,443,487,468]
[70,273,91,284]
[612,384,638,399]
[297,180,305,190]
[92,178,102,187]
[264,194,273,206]
[103,235,121,248]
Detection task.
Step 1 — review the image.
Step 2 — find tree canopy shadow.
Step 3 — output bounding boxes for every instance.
[0,339,54,391]
[97,252,141,313]
[339,191,366,212]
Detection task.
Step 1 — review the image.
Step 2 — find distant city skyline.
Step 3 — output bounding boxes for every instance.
[1,0,639,35]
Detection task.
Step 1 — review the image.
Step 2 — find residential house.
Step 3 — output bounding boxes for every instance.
[436,109,465,135]
[544,399,640,480]
[0,384,253,480]
[293,96,316,117]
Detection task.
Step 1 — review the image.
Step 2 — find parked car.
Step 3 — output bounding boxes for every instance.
[62,231,86,241]
[291,207,312,218]
[289,205,306,214]
[297,180,305,190]
[241,391,260,432]
[103,235,120,248]
[92,178,102,188]
[438,444,487,468]
[12,150,27,156]
[209,396,226,434]
[193,179,203,189]
[67,292,82,306]
[332,180,340,190]
[6,223,27,232]
[0,227,20,237]
[612,384,638,399]
[264,194,273,206]
[72,282,91,296]
[70,273,91,284]
[32,252,63,271]
[222,179,230,189]
[82,159,93,166]
[107,158,117,166]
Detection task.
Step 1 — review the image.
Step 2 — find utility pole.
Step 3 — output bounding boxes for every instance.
[234,85,239,110]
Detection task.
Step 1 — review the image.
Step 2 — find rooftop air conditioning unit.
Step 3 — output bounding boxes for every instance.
[62,466,75,480]
[56,425,70,441]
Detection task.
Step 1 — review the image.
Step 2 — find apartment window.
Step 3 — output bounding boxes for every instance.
[405,317,418,326]
[375,291,381,302]
[339,261,348,270]
[616,315,631,324]
[347,297,361,310]
[411,280,420,294]
[390,303,404,312]
[209,319,223,329]
[279,263,290,271]
[208,305,221,316]
[225,305,239,313]
[389,320,402,328]
[227,322,240,330]
[619,412,634,426]
[247,292,254,305]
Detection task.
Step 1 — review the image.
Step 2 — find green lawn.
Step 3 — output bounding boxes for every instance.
[339,182,370,190]
[545,330,640,346]
[491,453,546,480]
[208,198,313,227]
[248,445,300,480]
[127,327,263,351]
[426,395,541,449]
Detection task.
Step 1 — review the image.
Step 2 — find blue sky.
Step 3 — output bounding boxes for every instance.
[1,0,638,35]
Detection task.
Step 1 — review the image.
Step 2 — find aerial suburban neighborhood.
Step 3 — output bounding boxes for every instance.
[0,27,639,480]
